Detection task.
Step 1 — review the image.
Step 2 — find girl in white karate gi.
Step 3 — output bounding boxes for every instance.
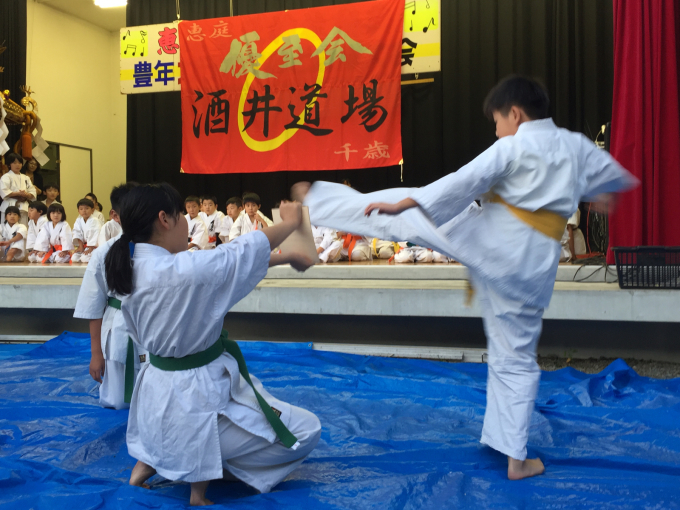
[32,203,74,263]
[0,206,28,262]
[105,183,320,506]
[26,201,48,259]
[296,76,637,481]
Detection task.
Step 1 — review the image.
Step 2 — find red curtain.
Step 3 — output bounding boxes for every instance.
[607,0,680,263]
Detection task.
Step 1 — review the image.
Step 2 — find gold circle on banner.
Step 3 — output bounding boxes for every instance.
[238,28,325,152]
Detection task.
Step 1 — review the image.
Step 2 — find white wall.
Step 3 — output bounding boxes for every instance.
[26,0,126,218]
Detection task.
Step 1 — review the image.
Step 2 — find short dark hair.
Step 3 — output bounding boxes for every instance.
[226,196,243,208]
[4,152,23,167]
[77,198,95,209]
[29,201,47,216]
[201,195,217,205]
[110,182,138,214]
[85,192,98,203]
[97,203,103,212]
[48,203,67,222]
[4,205,20,220]
[483,75,550,121]
[242,192,261,206]
[45,184,60,192]
[185,195,200,206]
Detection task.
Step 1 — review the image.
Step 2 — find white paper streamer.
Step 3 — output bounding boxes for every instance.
[0,96,9,156]
[31,114,49,166]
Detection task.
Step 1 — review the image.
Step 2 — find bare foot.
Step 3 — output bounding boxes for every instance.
[129,460,156,488]
[507,457,545,480]
[190,481,213,506]
[291,181,311,202]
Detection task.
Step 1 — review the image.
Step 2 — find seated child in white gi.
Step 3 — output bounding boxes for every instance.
[72,198,102,263]
[85,192,106,225]
[105,184,320,506]
[560,208,586,262]
[185,195,209,251]
[199,195,225,249]
[98,216,123,247]
[229,192,273,241]
[312,225,343,263]
[393,242,434,263]
[26,201,48,262]
[32,203,74,263]
[0,152,36,226]
[371,238,400,260]
[42,184,61,208]
[0,206,28,262]
[218,197,244,243]
[297,75,637,481]
[74,182,146,410]
[338,232,371,261]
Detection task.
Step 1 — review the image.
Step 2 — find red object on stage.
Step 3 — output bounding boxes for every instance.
[178,0,403,174]
[607,0,680,263]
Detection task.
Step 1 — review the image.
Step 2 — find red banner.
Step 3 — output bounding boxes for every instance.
[178,0,403,174]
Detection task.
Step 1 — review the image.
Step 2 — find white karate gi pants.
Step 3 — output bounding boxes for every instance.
[432,251,450,263]
[340,244,370,261]
[71,251,93,263]
[218,406,321,493]
[99,359,140,410]
[41,251,70,263]
[318,240,343,263]
[394,247,433,263]
[476,278,544,461]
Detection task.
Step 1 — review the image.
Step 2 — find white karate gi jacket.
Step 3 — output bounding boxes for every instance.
[311,225,340,250]
[92,210,106,224]
[218,215,234,243]
[0,171,36,214]
[199,210,225,248]
[229,213,273,241]
[2,222,27,252]
[560,209,586,260]
[34,221,74,252]
[305,119,637,307]
[73,216,102,248]
[123,231,293,483]
[186,213,209,249]
[26,215,48,251]
[97,220,122,247]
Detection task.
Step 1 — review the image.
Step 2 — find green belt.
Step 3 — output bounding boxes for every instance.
[106,297,135,404]
[149,329,300,450]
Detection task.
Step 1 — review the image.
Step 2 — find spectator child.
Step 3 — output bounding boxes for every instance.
[0,206,28,262]
[32,203,73,263]
[229,193,273,241]
[199,195,225,249]
[0,152,36,225]
[72,198,102,263]
[185,196,208,250]
[26,201,48,261]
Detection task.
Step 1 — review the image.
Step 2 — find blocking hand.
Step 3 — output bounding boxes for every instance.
[278,200,302,227]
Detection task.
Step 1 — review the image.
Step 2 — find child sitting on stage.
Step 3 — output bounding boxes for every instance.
[371,239,400,260]
[72,198,102,263]
[105,183,320,506]
[185,196,209,251]
[338,233,371,261]
[42,184,61,208]
[312,225,343,263]
[218,197,244,244]
[560,208,586,262]
[0,206,28,262]
[297,75,637,481]
[229,193,273,241]
[32,203,73,263]
[199,195,225,249]
[85,192,106,224]
[26,201,48,262]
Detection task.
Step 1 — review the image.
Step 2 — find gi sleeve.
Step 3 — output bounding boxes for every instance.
[192,217,209,249]
[73,248,109,319]
[576,134,639,201]
[25,176,36,200]
[0,174,11,200]
[60,223,75,251]
[228,215,243,241]
[86,218,102,247]
[72,218,84,242]
[34,226,50,252]
[410,138,516,227]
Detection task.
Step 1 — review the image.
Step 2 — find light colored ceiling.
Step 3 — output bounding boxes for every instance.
[37,0,126,32]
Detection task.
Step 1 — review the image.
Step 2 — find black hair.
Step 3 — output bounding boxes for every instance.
[184,195,201,206]
[85,192,98,203]
[4,152,23,167]
[4,205,20,221]
[482,75,550,121]
[45,183,60,192]
[226,196,243,208]
[110,182,139,214]
[47,203,67,222]
[77,198,95,209]
[201,195,217,205]
[29,201,47,216]
[97,203,103,212]
[105,183,183,296]
[21,157,41,174]
[242,192,261,206]
[341,178,352,187]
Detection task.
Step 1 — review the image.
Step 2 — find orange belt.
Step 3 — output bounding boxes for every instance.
[42,244,63,264]
[208,236,217,243]
[342,234,363,262]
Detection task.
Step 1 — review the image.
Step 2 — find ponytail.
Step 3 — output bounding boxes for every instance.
[105,183,184,296]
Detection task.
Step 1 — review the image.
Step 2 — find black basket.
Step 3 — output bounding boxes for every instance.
[612,247,680,289]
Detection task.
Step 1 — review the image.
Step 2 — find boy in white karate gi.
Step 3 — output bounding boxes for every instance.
[85,192,106,225]
[0,206,28,261]
[32,203,74,263]
[218,197,244,243]
[185,196,209,251]
[199,195,225,249]
[296,75,637,480]
[229,193,273,241]
[312,225,342,263]
[72,198,102,263]
[26,201,48,261]
[104,184,320,506]
[42,184,61,208]
[1,152,36,226]
[74,182,146,410]
[338,233,371,261]
[393,242,434,263]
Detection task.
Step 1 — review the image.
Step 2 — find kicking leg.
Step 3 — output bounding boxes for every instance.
[129,460,156,488]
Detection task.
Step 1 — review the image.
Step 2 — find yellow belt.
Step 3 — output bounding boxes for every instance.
[465,194,568,306]
[372,238,401,258]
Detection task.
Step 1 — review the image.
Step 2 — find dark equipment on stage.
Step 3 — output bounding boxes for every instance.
[613,246,680,289]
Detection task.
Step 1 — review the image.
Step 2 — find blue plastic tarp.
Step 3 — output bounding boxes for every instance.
[1,332,679,509]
